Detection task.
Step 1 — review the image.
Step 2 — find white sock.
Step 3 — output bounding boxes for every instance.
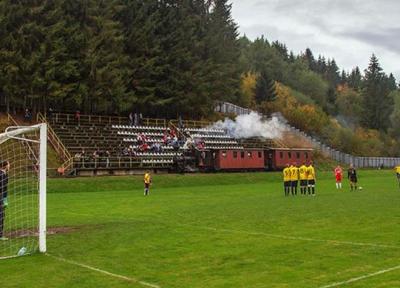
[339,183,342,189]
[336,183,339,189]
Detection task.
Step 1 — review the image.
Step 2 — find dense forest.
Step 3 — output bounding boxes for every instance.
[0,0,241,117]
[1,0,400,156]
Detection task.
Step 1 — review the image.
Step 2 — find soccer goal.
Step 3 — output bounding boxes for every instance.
[0,123,46,259]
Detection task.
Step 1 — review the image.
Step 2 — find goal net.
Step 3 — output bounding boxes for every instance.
[0,123,46,259]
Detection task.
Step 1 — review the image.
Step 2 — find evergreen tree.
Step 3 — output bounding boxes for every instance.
[340,70,348,85]
[304,48,316,71]
[205,0,241,105]
[388,73,397,91]
[361,54,393,130]
[271,40,288,61]
[348,67,362,90]
[254,70,276,104]
[325,59,340,87]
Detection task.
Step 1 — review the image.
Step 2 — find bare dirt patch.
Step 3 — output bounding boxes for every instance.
[5,226,79,238]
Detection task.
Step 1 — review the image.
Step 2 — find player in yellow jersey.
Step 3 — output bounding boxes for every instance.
[394,165,400,189]
[144,171,152,196]
[289,163,299,195]
[283,164,291,196]
[298,162,308,195]
[306,162,316,196]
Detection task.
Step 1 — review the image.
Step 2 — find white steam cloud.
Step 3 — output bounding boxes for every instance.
[211,112,286,139]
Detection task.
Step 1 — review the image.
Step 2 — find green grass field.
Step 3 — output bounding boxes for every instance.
[1,170,400,288]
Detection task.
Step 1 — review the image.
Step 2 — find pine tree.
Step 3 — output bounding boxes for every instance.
[271,40,288,61]
[361,54,394,130]
[254,70,276,104]
[304,48,316,71]
[348,67,362,90]
[205,0,242,105]
[340,69,348,85]
[388,73,397,91]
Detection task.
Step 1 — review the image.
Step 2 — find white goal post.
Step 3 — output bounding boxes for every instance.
[0,123,46,259]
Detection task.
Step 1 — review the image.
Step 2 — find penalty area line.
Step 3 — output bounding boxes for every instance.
[46,253,160,288]
[176,223,400,250]
[318,264,400,288]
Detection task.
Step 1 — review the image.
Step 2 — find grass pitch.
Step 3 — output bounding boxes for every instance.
[1,170,400,288]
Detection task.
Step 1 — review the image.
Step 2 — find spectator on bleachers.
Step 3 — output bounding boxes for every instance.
[75,110,81,124]
[195,138,205,151]
[137,133,147,145]
[93,149,100,168]
[139,113,143,125]
[170,128,177,138]
[172,136,180,151]
[105,150,111,168]
[74,152,81,169]
[151,142,162,153]
[80,149,86,168]
[48,107,53,120]
[163,130,170,145]
[122,147,129,156]
[178,115,185,131]
[183,137,194,150]
[129,112,134,126]
[24,108,32,123]
[139,143,149,152]
[134,113,139,126]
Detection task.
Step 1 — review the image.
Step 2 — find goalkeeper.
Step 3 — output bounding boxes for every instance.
[0,160,10,241]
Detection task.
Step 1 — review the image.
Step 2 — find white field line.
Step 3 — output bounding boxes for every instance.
[318,264,400,288]
[176,223,400,250]
[47,253,160,288]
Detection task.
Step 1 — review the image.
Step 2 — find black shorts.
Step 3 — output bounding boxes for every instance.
[397,173,400,180]
[284,181,291,188]
[349,177,357,183]
[300,180,308,186]
[308,179,315,185]
[144,183,150,189]
[291,181,298,187]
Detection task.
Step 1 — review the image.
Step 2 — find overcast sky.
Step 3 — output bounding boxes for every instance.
[231,0,400,81]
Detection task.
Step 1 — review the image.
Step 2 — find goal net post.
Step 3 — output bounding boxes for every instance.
[0,123,47,259]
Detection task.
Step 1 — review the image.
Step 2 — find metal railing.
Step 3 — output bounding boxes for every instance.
[51,113,167,127]
[273,113,400,168]
[72,157,173,170]
[7,113,39,164]
[215,101,252,116]
[170,119,213,128]
[217,102,400,168]
[37,112,73,171]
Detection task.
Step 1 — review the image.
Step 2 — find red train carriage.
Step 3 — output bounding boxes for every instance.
[214,149,265,170]
[195,148,313,172]
[265,148,313,170]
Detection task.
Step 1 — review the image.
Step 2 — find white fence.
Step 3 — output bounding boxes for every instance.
[216,102,400,168]
[215,102,252,116]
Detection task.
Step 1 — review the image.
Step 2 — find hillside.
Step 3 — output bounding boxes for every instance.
[0,1,399,156]
[237,37,400,157]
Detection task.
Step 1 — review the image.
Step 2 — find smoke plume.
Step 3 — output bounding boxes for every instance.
[211,112,286,139]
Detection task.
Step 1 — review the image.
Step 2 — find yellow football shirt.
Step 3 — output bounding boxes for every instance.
[299,165,307,180]
[290,166,299,181]
[283,167,291,182]
[306,166,315,180]
[395,166,400,174]
[144,173,151,184]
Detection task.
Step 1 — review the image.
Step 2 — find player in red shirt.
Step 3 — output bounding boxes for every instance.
[334,165,343,189]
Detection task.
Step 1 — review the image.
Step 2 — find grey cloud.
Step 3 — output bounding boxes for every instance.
[231,0,400,79]
[339,28,400,55]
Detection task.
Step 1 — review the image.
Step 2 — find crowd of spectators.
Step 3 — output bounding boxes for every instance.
[128,112,143,126]
[74,149,111,168]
